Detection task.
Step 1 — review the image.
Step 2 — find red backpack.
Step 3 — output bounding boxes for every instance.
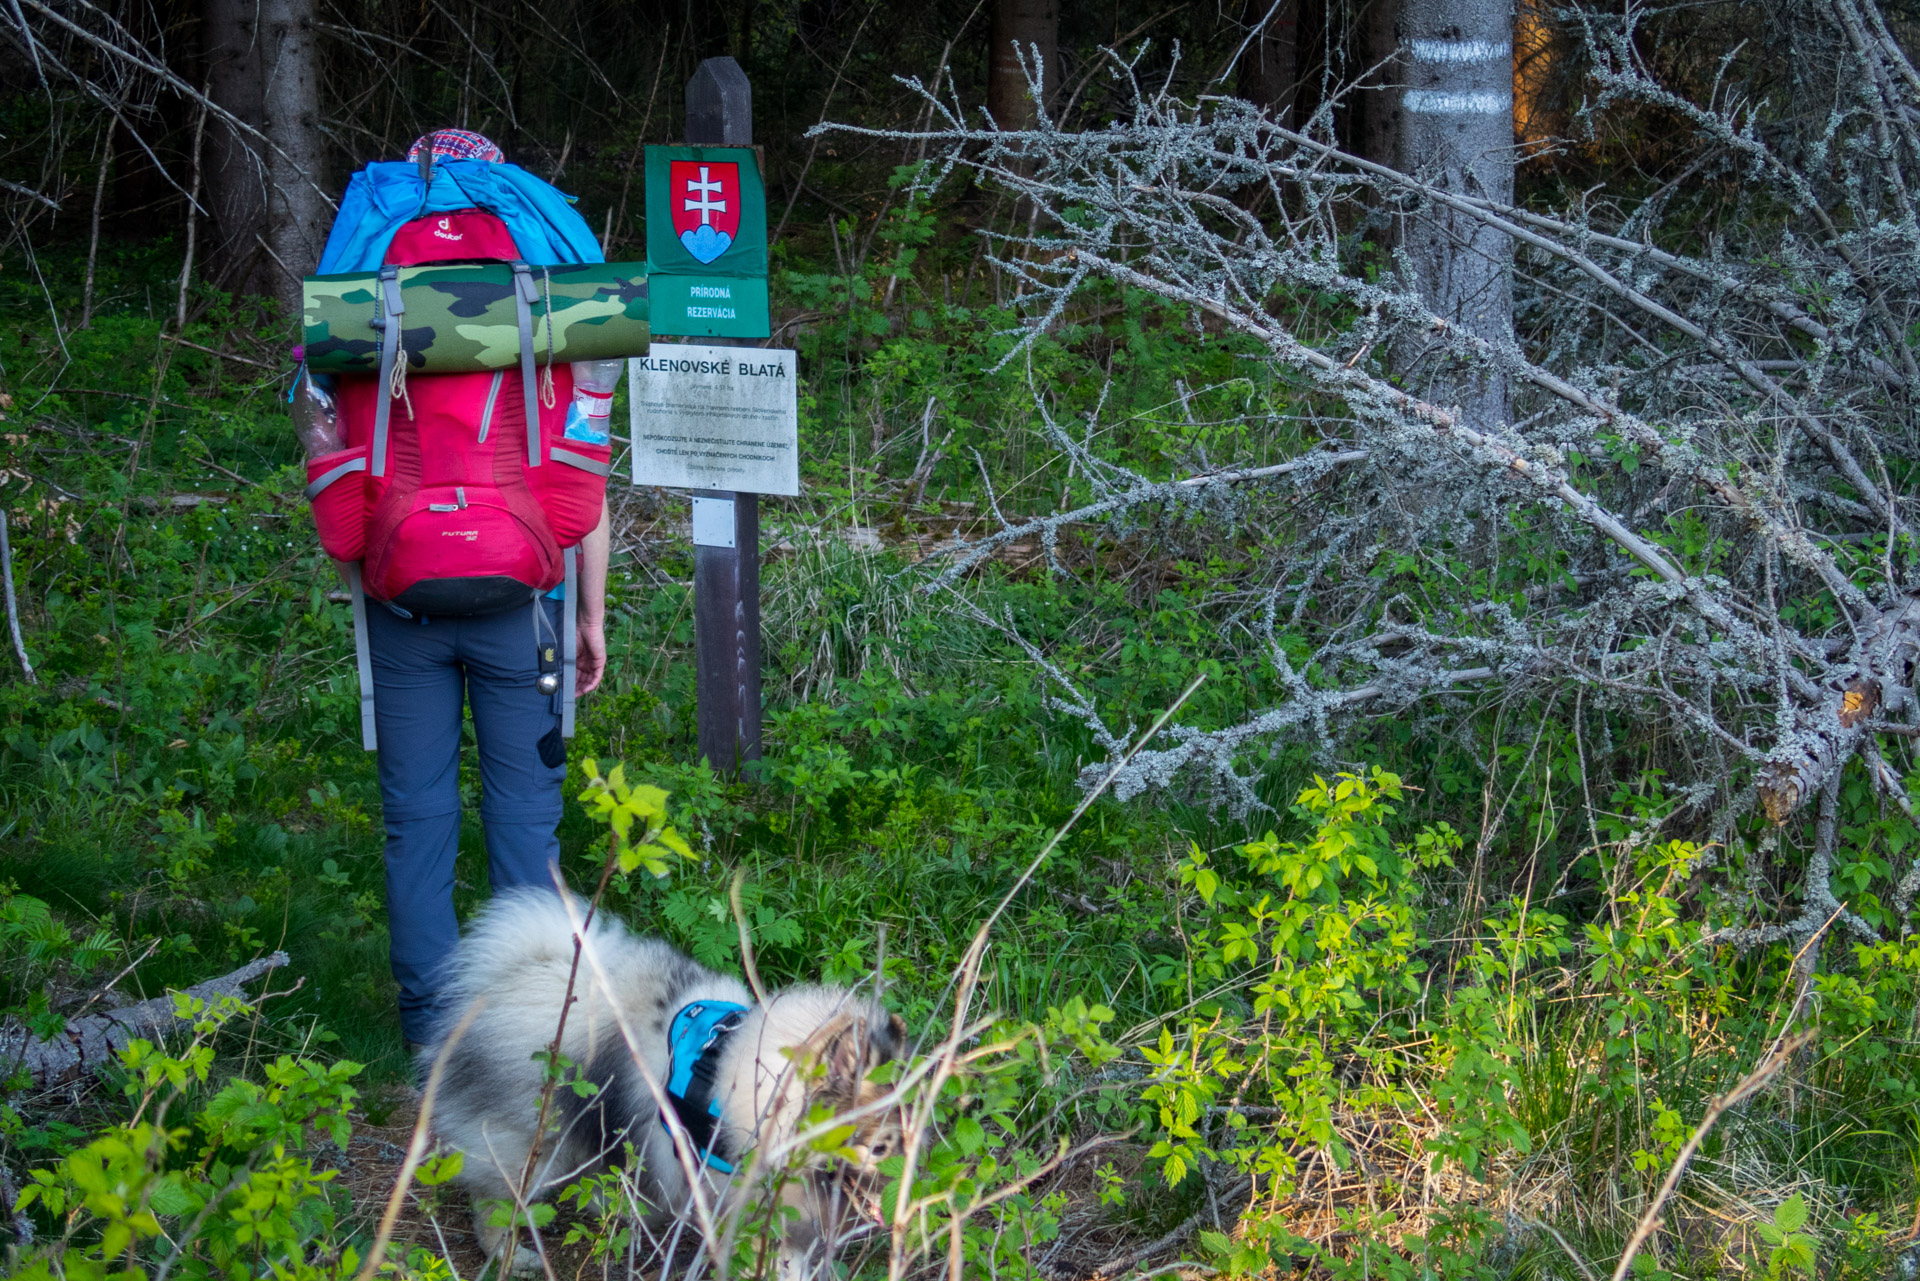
[303,208,614,751]
[303,209,612,615]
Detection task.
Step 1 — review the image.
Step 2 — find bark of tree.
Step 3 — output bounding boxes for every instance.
[201,0,327,315]
[988,0,1058,130]
[260,0,328,313]
[202,0,268,296]
[1239,0,1301,124]
[1356,0,1401,164]
[0,952,290,1087]
[1391,0,1515,429]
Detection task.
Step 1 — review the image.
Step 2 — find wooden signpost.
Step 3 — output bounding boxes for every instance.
[646,57,770,774]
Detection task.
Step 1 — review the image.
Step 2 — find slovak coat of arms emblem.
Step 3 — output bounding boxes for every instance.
[669,161,741,264]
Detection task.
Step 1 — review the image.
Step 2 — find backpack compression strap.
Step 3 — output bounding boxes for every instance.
[347,563,378,751]
[509,261,543,469]
[371,265,404,478]
[561,546,578,738]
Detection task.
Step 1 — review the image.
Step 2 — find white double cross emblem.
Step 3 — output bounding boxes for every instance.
[683,165,728,225]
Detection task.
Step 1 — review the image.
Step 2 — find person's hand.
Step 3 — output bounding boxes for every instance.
[575,619,606,696]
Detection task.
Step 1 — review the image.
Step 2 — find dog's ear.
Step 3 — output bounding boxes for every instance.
[874,1010,908,1063]
[817,1009,906,1086]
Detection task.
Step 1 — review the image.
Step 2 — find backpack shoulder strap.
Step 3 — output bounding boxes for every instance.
[510,261,542,469]
[370,265,404,478]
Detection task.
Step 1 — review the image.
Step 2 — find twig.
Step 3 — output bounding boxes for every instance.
[771,2,878,247]
[353,1004,480,1281]
[0,176,58,209]
[168,336,274,370]
[495,844,631,1277]
[0,511,37,684]
[1096,1177,1251,1278]
[79,111,115,330]
[175,93,207,330]
[1527,1218,1600,1281]
[67,937,162,1021]
[551,893,727,1270]
[886,674,1208,1280]
[1608,1029,1817,1281]
[729,866,770,1004]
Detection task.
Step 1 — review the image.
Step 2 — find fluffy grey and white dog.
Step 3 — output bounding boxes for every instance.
[419,889,908,1278]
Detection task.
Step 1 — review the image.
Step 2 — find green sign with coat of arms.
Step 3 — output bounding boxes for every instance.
[645,145,770,337]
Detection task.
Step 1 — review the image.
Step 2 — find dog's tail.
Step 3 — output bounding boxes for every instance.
[437,887,628,1019]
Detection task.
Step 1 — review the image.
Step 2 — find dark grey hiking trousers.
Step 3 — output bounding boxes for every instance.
[367,596,566,1043]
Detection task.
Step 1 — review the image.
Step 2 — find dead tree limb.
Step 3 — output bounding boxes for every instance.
[820,14,1920,933]
[0,511,36,685]
[1,952,290,1087]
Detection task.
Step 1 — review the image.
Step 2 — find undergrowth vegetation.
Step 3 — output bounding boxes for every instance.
[1,202,1917,1279]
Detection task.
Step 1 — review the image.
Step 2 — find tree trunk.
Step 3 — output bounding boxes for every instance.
[1239,0,1301,124]
[260,0,328,316]
[1392,0,1515,428]
[1356,0,1401,163]
[202,0,268,297]
[988,0,1058,131]
[202,0,327,317]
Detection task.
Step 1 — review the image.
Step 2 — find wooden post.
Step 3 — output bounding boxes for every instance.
[687,56,763,774]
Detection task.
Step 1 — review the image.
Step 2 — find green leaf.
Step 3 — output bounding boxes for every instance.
[1774,1192,1808,1233]
[952,1116,985,1155]
[416,1150,465,1186]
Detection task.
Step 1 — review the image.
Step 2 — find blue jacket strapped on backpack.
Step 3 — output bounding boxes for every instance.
[317,160,605,275]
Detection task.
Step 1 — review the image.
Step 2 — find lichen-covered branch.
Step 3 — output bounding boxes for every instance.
[0,952,291,1086]
[819,0,1920,938]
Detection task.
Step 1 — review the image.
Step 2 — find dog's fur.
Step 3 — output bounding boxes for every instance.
[420,890,907,1278]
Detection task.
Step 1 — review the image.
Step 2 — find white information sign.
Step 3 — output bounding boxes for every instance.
[628,344,800,496]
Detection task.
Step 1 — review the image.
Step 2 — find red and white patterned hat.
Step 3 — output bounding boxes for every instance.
[405,129,505,164]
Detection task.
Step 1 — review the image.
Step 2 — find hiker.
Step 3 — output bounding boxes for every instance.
[296,129,634,1048]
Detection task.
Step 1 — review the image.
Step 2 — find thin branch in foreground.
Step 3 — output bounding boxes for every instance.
[1608,1029,1818,1281]
[353,1004,481,1281]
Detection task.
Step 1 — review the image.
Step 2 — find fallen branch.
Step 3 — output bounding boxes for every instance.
[0,510,35,685]
[0,952,290,1087]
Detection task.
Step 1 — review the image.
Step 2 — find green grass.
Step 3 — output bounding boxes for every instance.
[2,232,1917,1281]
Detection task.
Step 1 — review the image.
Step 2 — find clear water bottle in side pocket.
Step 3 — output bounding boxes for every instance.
[564,359,621,445]
[292,369,344,458]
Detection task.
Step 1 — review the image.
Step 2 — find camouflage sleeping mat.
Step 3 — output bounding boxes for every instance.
[301,261,651,374]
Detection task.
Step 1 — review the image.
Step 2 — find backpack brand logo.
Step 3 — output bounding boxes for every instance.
[441,529,480,541]
[433,216,464,242]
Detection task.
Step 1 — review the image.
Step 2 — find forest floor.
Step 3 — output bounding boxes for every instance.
[2,236,1918,1281]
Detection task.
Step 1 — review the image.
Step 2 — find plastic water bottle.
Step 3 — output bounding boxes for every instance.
[293,370,344,458]
[564,359,621,445]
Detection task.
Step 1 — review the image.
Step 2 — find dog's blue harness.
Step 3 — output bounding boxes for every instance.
[664,999,748,1173]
